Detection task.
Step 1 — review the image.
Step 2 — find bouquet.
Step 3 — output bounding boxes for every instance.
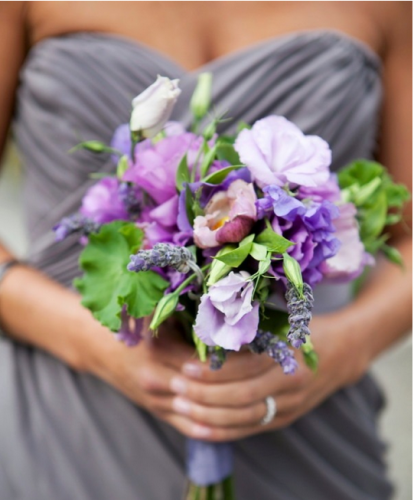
[54,74,409,499]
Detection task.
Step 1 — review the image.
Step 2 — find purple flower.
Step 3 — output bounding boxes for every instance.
[258,185,306,221]
[123,133,206,204]
[53,213,100,241]
[234,116,331,189]
[80,177,129,224]
[194,271,259,351]
[193,179,257,249]
[116,307,143,347]
[298,174,342,204]
[320,203,374,282]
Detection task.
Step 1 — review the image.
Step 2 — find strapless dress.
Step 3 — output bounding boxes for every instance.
[0,30,392,500]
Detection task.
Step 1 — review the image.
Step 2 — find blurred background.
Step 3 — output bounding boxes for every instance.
[0,140,412,500]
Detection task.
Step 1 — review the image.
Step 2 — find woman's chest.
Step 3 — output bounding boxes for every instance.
[28,1,383,72]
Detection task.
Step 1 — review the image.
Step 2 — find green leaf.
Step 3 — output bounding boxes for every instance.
[202,165,243,184]
[185,184,196,226]
[255,228,294,253]
[150,293,179,330]
[69,140,118,155]
[215,142,241,165]
[283,253,304,295]
[250,243,268,261]
[207,245,235,286]
[301,337,318,372]
[259,306,289,337]
[359,190,388,241]
[338,159,384,189]
[236,121,252,132]
[116,155,129,179]
[381,244,404,266]
[200,144,218,178]
[74,221,168,332]
[176,154,190,192]
[192,330,207,362]
[385,183,411,208]
[353,177,382,205]
[89,172,115,180]
[385,213,403,226]
[257,258,271,275]
[215,234,254,267]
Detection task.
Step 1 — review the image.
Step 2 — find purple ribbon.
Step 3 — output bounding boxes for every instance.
[186,438,234,487]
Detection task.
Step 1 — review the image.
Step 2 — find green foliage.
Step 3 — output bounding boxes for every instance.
[202,165,243,184]
[301,337,319,372]
[69,140,120,155]
[215,235,254,267]
[200,144,218,178]
[249,242,268,261]
[150,293,180,331]
[215,142,241,165]
[176,154,190,192]
[255,226,294,253]
[74,221,168,332]
[259,306,289,337]
[338,160,410,258]
[207,245,235,285]
[283,253,304,296]
[192,330,208,362]
[116,155,129,179]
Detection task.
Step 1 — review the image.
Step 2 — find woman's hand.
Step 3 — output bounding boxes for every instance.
[155,313,368,442]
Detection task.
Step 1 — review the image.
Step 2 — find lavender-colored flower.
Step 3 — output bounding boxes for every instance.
[118,182,142,217]
[53,213,100,241]
[250,330,298,374]
[194,271,259,351]
[320,203,374,282]
[80,177,129,224]
[128,243,195,274]
[234,116,331,189]
[116,307,143,347]
[298,174,342,204]
[209,348,227,371]
[123,132,206,204]
[285,282,314,349]
[258,185,306,221]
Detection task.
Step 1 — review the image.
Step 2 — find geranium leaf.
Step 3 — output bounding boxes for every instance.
[74,221,168,332]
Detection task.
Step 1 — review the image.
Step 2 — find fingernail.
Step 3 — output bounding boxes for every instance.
[192,424,212,438]
[182,363,202,378]
[172,397,191,415]
[170,377,188,395]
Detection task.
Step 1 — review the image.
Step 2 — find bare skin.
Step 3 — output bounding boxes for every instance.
[0,2,411,442]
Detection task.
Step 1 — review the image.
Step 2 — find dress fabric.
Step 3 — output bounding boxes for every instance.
[0,30,393,500]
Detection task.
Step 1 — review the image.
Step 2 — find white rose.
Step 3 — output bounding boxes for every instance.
[130,76,181,138]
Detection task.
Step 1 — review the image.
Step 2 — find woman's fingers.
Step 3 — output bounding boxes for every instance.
[155,410,298,442]
[170,364,310,407]
[180,349,275,383]
[170,389,305,428]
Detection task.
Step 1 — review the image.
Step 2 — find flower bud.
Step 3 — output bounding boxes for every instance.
[130,76,181,139]
[190,72,212,121]
[150,293,179,330]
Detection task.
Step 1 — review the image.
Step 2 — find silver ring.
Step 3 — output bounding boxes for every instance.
[260,396,277,426]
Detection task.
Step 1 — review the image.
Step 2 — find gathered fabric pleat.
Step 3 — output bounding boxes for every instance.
[0,30,392,500]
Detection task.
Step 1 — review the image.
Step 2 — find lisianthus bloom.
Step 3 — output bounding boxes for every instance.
[320,203,374,282]
[130,76,181,139]
[194,271,259,351]
[193,179,257,248]
[234,115,331,188]
[297,174,342,204]
[80,177,129,224]
[270,199,340,286]
[124,132,207,204]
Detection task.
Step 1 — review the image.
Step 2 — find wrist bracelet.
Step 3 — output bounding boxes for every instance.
[0,259,22,288]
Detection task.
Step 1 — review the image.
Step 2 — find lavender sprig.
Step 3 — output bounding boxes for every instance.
[250,330,298,374]
[128,243,200,277]
[53,213,100,241]
[285,282,314,349]
[209,348,227,371]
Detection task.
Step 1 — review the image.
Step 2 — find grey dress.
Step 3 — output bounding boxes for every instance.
[0,30,393,500]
